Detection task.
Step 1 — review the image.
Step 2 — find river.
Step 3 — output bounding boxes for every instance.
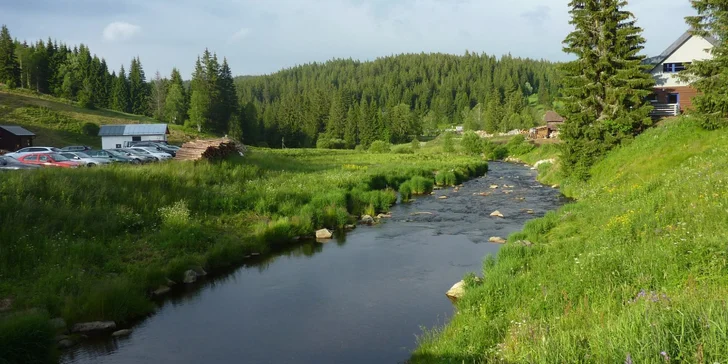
[62,162,566,364]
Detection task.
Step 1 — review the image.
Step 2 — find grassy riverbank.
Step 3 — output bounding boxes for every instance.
[412,117,728,363]
[0,148,487,363]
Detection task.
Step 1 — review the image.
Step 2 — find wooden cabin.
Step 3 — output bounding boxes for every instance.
[0,125,35,152]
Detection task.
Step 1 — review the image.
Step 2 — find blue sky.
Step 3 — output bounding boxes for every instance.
[0,0,694,78]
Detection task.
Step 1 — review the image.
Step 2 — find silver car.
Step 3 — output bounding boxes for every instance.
[5,146,62,159]
[60,152,112,167]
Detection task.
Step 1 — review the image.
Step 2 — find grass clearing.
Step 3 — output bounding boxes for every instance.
[412,117,728,363]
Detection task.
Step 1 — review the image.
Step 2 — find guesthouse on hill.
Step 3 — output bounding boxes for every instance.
[0,125,35,152]
[98,124,169,149]
[645,30,718,117]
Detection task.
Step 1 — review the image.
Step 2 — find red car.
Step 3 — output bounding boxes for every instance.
[16,153,81,168]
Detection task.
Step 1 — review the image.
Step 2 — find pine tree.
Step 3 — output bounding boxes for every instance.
[150,71,168,121]
[111,65,130,113]
[559,0,654,179]
[0,25,20,88]
[189,57,210,132]
[218,58,238,133]
[165,68,187,124]
[129,57,148,115]
[684,0,728,128]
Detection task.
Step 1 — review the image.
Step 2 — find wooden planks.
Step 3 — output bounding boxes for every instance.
[175,137,246,161]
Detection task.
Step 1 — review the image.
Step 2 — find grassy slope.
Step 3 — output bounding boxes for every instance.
[413,118,728,363]
[0,90,209,148]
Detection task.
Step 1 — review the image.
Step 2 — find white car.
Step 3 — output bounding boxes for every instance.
[60,152,112,167]
[129,147,172,161]
[5,146,62,159]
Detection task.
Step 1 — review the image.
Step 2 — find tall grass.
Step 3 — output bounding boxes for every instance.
[413,118,728,363]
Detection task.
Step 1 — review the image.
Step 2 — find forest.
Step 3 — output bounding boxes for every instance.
[0,25,559,149]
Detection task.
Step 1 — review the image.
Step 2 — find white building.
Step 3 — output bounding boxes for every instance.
[645,31,718,116]
[98,124,169,149]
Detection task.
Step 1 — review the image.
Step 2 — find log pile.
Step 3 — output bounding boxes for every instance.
[175,137,246,161]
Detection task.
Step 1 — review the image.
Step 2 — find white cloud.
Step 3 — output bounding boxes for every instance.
[229,27,251,43]
[103,21,141,42]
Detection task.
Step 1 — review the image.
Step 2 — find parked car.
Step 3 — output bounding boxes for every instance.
[0,156,41,170]
[60,152,112,167]
[4,146,62,159]
[128,147,173,161]
[87,150,138,164]
[60,146,93,152]
[127,141,177,157]
[16,153,81,168]
[117,148,157,163]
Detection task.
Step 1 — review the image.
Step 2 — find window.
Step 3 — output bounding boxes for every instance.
[116,144,122,148]
[663,62,690,73]
[667,93,679,104]
[39,155,48,162]
[647,94,658,103]
[25,155,37,161]
[132,136,142,142]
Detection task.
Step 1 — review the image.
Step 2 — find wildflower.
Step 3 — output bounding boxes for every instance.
[625,353,633,364]
[661,351,670,362]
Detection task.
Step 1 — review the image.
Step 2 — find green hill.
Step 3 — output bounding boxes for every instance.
[412,117,728,362]
[0,89,208,148]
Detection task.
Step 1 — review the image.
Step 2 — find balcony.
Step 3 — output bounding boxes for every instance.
[650,103,680,118]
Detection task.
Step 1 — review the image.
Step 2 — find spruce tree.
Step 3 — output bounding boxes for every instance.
[0,25,20,88]
[218,58,238,133]
[189,57,210,132]
[129,57,149,115]
[684,0,728,128]
[112,65,130,113]
[165,68,187,124]
[560,0,654,179]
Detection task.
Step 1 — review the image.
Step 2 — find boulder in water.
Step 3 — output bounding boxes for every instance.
[72,321,116,333]
[489,236,507,244]
[490,210,504,218]
[112,329,133,337]
[316,229,333,239]
[183,270,197,284]
[438,196,448,200]
[446,280,466,303]
[360,215,375,225]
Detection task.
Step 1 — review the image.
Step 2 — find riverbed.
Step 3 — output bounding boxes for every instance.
[62,162,566,364]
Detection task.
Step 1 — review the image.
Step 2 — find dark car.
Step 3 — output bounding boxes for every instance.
[60,146,93,152]
[127,141,177,157]
[0,156,41,170]
[87,150,138,164]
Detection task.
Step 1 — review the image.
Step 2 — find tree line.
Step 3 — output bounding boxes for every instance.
[0,24,559,148]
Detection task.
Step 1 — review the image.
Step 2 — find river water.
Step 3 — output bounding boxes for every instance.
[62,162,566,364]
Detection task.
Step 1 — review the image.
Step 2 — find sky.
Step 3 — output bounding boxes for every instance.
[0,0,695,78]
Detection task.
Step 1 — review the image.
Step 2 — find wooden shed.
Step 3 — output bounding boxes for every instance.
[0,125,35,152]
[544,111,565,132]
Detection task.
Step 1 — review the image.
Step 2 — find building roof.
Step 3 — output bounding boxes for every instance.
[0,125,35,136]
[645,30,719,71]
[98,124,169,137]
[544,111,564,123]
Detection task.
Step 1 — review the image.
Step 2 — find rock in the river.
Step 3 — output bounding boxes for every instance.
[183,270,197,284]
[489,237,507,244]
[112,329,133,337]
[475,191,491,197]
[152,285,171,296]
[58,339,75,349]
[49,318,67,330]
[344,224,356,231]
[377,213,392,219]
[489,184,499,189]
[316,228,333,239]
[438,195,448,200]
[0,298,13,312]
[490,210,505,218]
[360,215,375,225]
[166,278,177,286]
[551,184,560,189]
[523,209,535,214]
[445,280,466,303]
[72,321,116,333]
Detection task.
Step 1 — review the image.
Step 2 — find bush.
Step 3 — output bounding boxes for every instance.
[506,134,535,156]
[399,181,413,202]
[461,131,483,155]
[411,138,421,151]
[369,140,391,153]
[316,138,346,149]
[695,114,728,130]
[81,122,100,136]
[435,171,458,186]
[392,145,414,154]
[0,313,55,364]
[488,146,509,160]
[410,176,434,195]
[354,145,366,152]
[442,132,455,153]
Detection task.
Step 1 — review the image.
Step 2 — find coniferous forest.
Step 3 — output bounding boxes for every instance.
[0,24,560,148]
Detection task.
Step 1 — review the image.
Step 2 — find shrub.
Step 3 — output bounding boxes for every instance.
[411,138,421,151]
[461,131,483,155]
[81,122,100,136]
[316,138,346,149]
[490,146,509,160]
[354,145,365,152]
[442,132,455,152]
[0,312,55,364]
[369,140,391,153]
[695,114,728,130]
[392,145,414,154]
[399,181,413,202]
[435,171,458,186]
[506,134,535,156]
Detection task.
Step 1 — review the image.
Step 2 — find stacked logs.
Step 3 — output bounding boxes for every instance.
[175,138,246,161]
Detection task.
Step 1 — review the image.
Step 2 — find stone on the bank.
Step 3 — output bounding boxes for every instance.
[112,329,133,337]
[316,228,333,239]
[166,278,177,286]
[518,240,534,247]
[377,213,392,219]
[72,321,116,333]
[445,280,466,303]
[152,285,171,296]
[489,237,507,244]
[360,215,375,225]
[344,224,356,231]
[490,210,504,218]
[58,339,75,349]
[183,270,197,284]
[192,266,207,276]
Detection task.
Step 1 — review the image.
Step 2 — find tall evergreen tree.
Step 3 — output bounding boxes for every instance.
[684,0,728,128]
[165,68,187,124]
[559,0,654,179]
[128,57,148,115]
[218,58,238,133]
[150,71,168,121]
[189,57,210,132]
[0,25,20,88]
[111,65,130,113]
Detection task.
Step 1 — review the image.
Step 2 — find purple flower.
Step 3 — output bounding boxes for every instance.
[625,353,633,364]
[661,351,670,362]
